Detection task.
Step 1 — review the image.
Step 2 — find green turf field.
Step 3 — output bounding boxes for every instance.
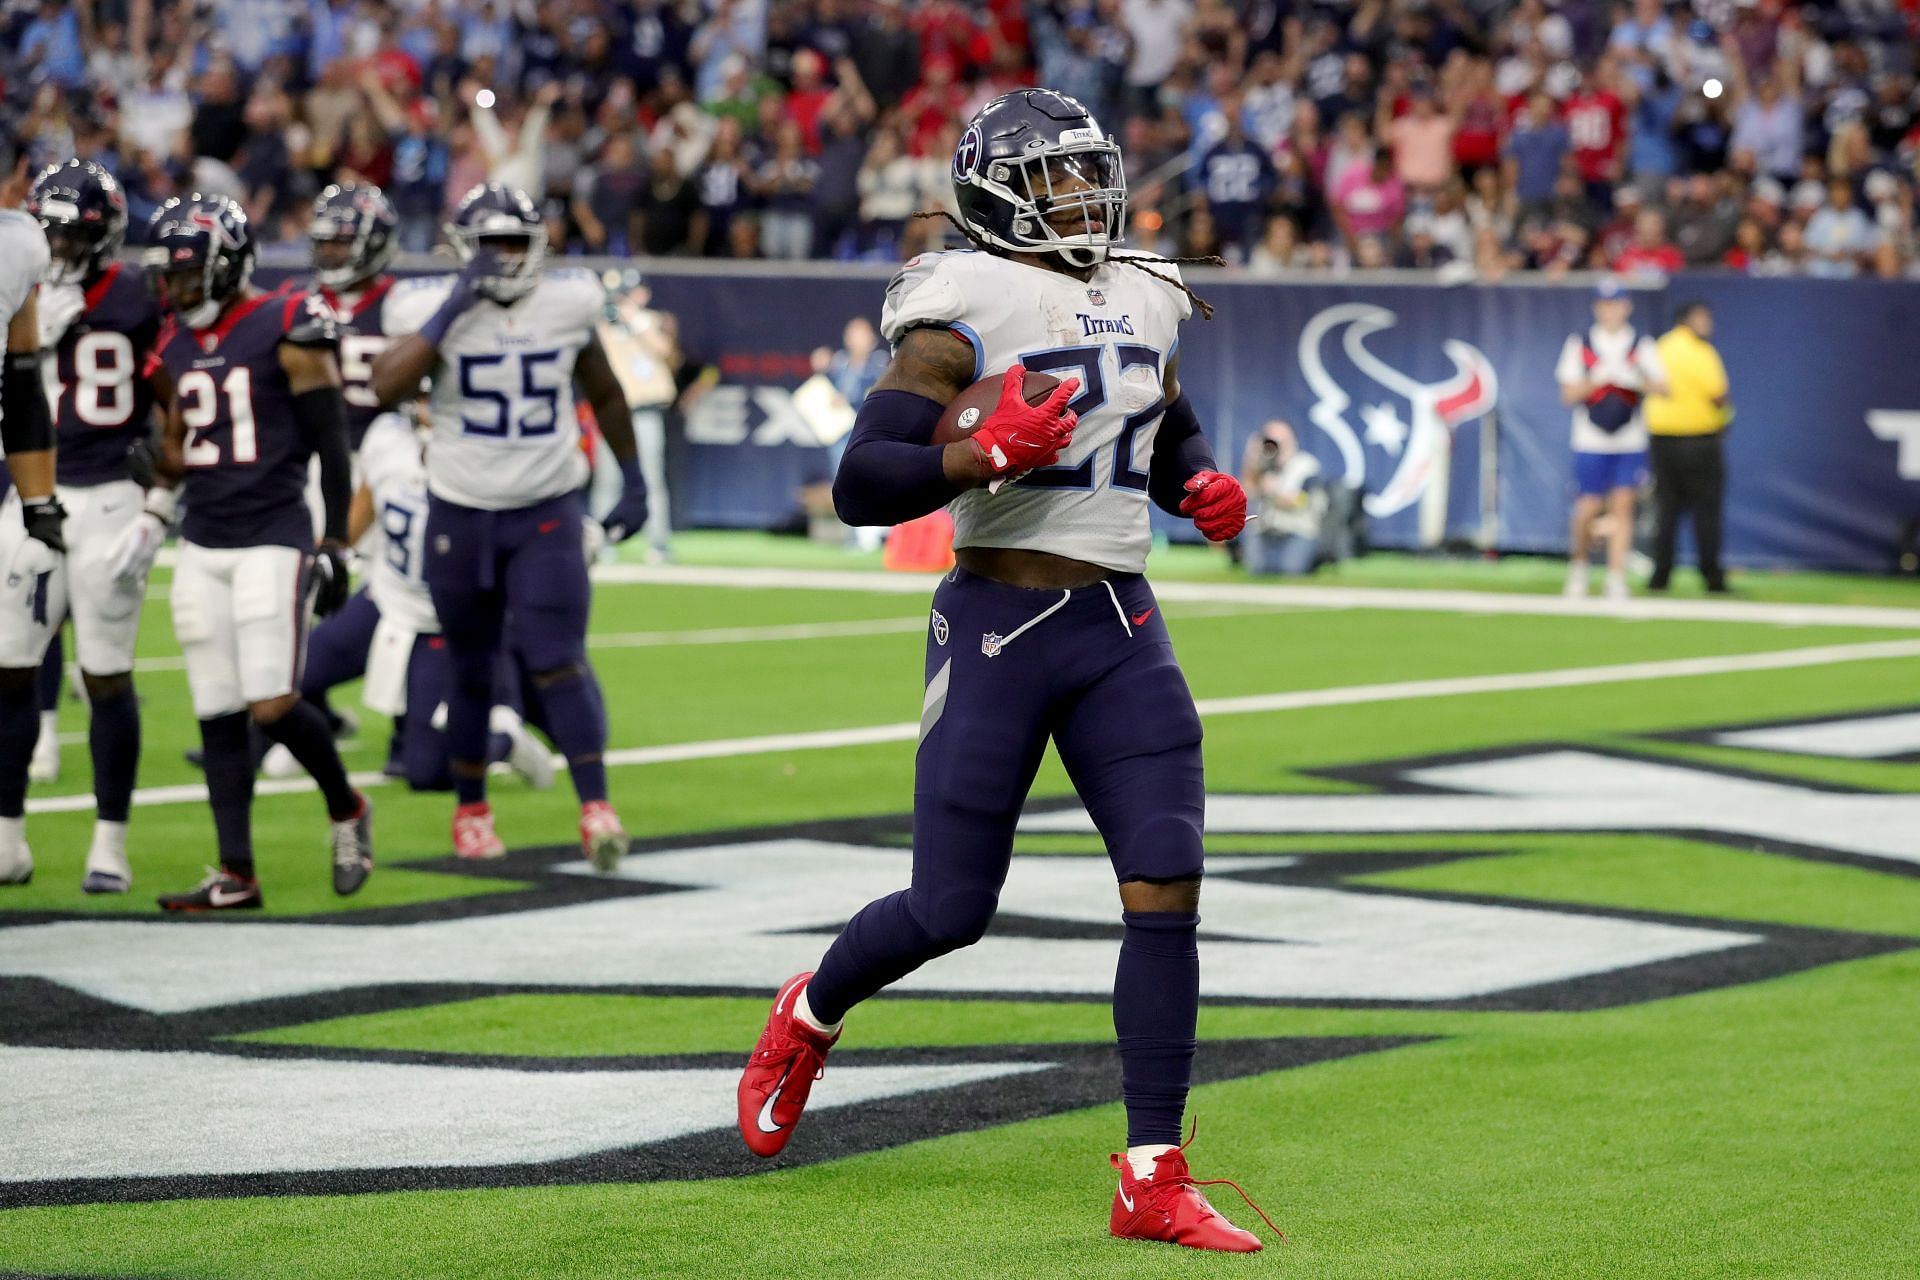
[3,534,1917,1278]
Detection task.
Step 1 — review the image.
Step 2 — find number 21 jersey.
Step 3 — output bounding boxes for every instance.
[151,292,320,550]
[382,268,602,511]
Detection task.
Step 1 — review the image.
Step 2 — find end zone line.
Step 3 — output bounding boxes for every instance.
[595,564,1920,631]
[25,637,1920,817]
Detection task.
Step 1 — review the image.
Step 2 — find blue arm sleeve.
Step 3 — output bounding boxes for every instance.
[831,388,959,527]
[1147,393,1218,516]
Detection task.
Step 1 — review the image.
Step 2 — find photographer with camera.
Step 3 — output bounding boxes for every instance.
[1556,279,1667,601]
[1239,420,1326,576]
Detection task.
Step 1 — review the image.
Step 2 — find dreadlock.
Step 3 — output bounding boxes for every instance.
[912,209,1224,320]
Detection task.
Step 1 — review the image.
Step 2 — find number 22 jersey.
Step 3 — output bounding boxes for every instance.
[150,291,325,550]
[382,269,602,512]
[879,250,1191,574]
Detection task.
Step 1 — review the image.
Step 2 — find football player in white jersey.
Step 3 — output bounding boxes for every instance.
[287,406,554,793]
[371,183,647,866]
[735,90,1278,1252]
[0,206,62,887]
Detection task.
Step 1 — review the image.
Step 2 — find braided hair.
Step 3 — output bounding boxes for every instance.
[912,209,1224,319]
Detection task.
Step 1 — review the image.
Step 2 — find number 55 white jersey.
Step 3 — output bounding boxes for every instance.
[879,249,1192,574]
[383,268,602,512]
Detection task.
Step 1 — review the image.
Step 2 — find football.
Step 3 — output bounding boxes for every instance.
[932,368,1063,445]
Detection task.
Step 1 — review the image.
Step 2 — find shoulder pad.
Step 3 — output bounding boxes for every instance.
[881,252,972,346]
[282,291,342,347]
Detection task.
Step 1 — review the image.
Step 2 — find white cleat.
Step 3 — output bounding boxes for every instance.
[1562,563,1590,599]
[27,712,59,784]
[1604,573,1631,602]
[0,816,32,886]
[82,822,132,894]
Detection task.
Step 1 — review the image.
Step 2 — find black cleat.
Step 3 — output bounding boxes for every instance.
[159,867,262,912]
[331,794,374,896]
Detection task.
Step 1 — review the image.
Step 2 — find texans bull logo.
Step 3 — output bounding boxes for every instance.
[1299,304,1498,522]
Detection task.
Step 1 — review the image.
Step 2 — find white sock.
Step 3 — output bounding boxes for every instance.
[793,985,842,1038]
[89,820,129,863]
[1127,1144,1176,1179]
[38,710,57,738]
[0,815,24,850]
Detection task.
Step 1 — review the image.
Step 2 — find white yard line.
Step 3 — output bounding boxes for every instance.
[29,637,1920,817]
[593,564,1920,631]
[119,604,1293,673]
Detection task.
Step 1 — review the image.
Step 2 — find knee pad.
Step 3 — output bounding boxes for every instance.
[910,886,999,952]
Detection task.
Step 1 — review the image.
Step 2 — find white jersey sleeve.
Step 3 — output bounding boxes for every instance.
[418,268,602,511]
[1555,335,1586,389]
[0,212,50,323]
[381,275,456,337]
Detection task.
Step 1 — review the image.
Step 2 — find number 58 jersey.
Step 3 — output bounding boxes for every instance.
[880,250,1192,574]
[383,269,602,512]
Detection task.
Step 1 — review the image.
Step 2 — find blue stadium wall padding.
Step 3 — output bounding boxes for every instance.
[254,260,1920,573]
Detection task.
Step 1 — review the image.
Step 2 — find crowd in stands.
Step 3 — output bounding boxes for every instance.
[4,0,1918,278]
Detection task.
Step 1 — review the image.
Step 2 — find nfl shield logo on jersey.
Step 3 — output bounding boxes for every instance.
[931,610,949,645]
[1087,288,1106,306]
[980,631,1004,658]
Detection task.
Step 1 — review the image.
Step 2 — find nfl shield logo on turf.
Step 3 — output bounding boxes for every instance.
[980,631,1004,658]
[932,610,949,645]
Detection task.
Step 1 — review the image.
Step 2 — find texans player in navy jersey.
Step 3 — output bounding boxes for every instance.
[115,194,375,911]
[24,159,170,893]
[307,183,398,450]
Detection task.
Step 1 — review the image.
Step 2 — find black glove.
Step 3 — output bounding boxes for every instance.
[125,436,159,489]
[22,496,66,554]
[311,542,351,617]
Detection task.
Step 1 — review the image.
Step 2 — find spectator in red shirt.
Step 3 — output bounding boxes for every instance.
[784,49,833,153]
[1611,208,1685,277]
[898,57,969,158]
[1565,64,1627,208]
[910,0,992,81]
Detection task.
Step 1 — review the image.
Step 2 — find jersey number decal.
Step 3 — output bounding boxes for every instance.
[380,500,419,578]
[178,367,258,467]
[44,331,137,428]
[1015,344,1163,493]
[457,350,563,438]
[340,334,391,410]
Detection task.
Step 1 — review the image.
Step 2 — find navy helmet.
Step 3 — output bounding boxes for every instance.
[309,182,398,291]
[144,194,256,329]
[951,89,1126,269]
[27,159,129,287]
[445,182,546,304]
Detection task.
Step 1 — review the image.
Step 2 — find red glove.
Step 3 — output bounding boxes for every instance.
[969,364,1080,477]
[1179,470,1248,541]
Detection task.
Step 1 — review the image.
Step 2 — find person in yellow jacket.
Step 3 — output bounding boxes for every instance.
[1646,301,1733,592]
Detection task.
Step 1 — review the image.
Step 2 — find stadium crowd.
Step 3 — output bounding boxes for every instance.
[4,0,1918,278]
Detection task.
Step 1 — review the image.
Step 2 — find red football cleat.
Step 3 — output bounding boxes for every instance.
[1109,1126,1285,1253]
[452,802,506,859]
[738,972,838,1158]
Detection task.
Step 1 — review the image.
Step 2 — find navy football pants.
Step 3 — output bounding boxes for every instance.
[808,568,1206,1144]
